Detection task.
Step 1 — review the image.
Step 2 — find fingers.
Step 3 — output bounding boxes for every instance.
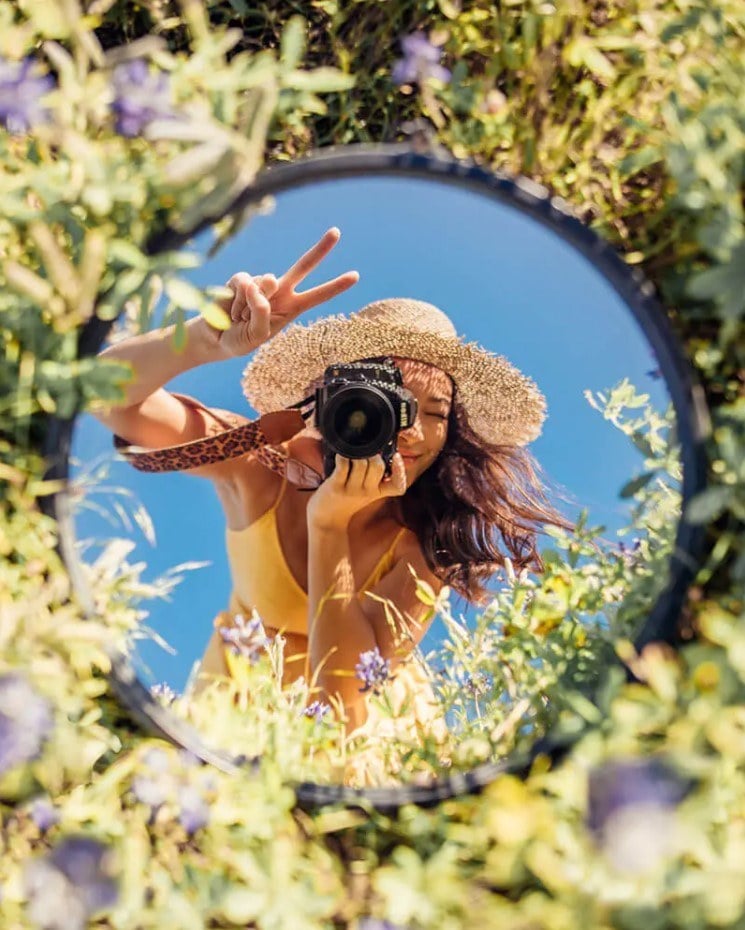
[224,273,277,322]
[255,273,279,298]
[291,270,360,317]
[331,454,396,493]
[281,227,343,291]
[381,453,407,497]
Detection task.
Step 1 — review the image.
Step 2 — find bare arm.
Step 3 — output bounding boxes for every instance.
[307,522,438,731]
[306,454,439,729]
[90,228,359,460]
[92,315,229,451]
[97,315,225,410]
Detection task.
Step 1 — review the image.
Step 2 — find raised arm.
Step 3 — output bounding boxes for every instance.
[91,229,359,470]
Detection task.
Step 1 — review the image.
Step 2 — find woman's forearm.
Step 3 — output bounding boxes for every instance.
[97,316,224,408]
[307,525,377,725]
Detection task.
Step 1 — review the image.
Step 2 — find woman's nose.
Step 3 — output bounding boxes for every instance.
[399,416,425,444]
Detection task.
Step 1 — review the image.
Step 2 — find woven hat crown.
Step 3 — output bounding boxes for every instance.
[242,296,547,446]
[352,299,458,339]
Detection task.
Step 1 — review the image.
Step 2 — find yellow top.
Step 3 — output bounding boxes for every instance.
[223,476,407,634]
[212,475,448,785]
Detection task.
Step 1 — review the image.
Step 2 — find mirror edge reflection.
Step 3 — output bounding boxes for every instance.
[41,143,711,811]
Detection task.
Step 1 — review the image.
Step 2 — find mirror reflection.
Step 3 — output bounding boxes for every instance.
[69,175,680,786]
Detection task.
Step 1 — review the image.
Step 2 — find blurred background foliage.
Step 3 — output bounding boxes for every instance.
[1,0,744,927]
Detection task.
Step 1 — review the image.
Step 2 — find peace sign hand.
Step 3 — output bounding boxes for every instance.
[213,228,359,359]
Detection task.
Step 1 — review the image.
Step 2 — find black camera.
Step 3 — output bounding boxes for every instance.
[314,358,418,478]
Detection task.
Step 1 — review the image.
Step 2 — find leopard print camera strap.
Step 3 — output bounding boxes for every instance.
[112,393,323,490]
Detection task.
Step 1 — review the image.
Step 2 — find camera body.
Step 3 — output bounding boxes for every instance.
[314,358,418,478]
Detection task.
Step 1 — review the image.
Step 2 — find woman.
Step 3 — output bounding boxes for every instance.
[95,228,567,735]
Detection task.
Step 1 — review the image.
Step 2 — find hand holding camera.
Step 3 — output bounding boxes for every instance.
[304,359,417,530]
[313,359,418,479]
[211,228,359,359]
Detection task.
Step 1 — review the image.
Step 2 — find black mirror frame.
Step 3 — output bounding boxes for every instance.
[41,143,711,812]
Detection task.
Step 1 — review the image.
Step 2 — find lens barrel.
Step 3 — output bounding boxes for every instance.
[319,384,397,459]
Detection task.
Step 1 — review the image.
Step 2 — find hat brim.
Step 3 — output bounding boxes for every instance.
[242,316,546,446]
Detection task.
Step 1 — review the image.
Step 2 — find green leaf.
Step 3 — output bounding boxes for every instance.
[280,16,306,70]
[620,471,655,499]
[108,240,149,270]
[164,277,207,311]
[200,302,230,331]
[618,145,662,178]
[685,486,733,524]
[686,242,745,320]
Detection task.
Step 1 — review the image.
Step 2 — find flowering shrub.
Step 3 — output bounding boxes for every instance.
[0,0,743,928]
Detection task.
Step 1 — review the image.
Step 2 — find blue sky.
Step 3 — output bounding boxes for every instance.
[71,175,670,691]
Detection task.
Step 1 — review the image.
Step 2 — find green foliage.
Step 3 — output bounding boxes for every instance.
[0,0,743,927]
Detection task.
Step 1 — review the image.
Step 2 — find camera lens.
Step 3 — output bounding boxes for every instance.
[320,385,397,458]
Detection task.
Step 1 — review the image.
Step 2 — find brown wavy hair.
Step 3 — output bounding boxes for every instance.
[400,387,574,605]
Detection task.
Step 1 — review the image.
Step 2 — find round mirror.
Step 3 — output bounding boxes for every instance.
[53,148,708,807]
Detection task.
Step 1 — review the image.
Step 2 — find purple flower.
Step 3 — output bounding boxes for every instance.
[141,747,170,772]
[23,836,118,930]
[355,648,391,694]
[0,56,54,134]
[587,758,690,873]
[359,919,408,930]
[464,671,490,698]
[617,538,643,567]
[392,33,451,86]
[0,672,54,775]
[131,748,175,809]
[219,613,269,663]
[131,773,171,809]
[111,59,175,138]
[150,682,177,705]
[177,784,209,834]
[303,700,331,723]
[28,796,60,832]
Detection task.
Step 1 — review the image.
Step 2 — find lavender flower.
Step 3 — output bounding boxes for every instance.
[355,648,391,694]
[219,613,269,663]
[587,758,690,873]
[392,33,451,87]
[23,836,118,930]
[131,772,172,809]
[359,919,407,930]
[111,59,175,138]
[131,747,176,810]
[28,796,60,832]
[304,700,331,723]
[0,56,54,134]
[0,672,54,775]
[617,538,643,567]
[141,747,170,772]
[464,672,490,698]
[177,784,210,835]
[150,682,177,705]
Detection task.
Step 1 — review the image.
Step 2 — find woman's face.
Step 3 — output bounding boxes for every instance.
[393,357,453,485]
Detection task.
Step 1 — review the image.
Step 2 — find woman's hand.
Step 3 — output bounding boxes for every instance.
[213,227,358,359]
[306,453,408,532]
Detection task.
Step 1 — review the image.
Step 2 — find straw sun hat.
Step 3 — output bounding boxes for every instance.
[241,298,546,447]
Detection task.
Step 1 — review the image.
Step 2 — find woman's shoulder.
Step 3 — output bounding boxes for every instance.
[391,523,445,590]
